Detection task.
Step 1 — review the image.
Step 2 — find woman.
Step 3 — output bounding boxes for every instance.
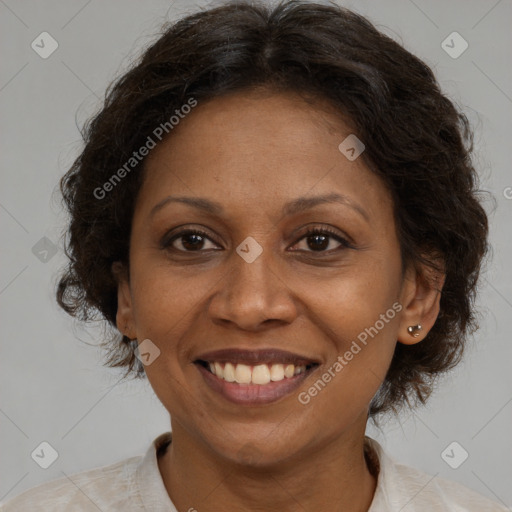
[2,1,506,510]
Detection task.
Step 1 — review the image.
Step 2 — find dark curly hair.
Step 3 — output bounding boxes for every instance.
[56,0,489,417]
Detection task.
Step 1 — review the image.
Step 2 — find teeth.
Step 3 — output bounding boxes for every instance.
[270,364,284,381]
[284,364,295,378]
[252,364,271,385]
[235,363,252,384]
[214,362,224,379]
[223,362,236,382]
[208,362,309,384]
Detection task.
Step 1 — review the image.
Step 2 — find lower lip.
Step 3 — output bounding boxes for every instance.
[195,363,317,405]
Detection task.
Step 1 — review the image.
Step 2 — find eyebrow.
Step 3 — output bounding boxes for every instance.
[150,192,369,221]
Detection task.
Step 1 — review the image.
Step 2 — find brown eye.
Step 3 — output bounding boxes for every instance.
[292,227,351,253]
[164,229,220,252]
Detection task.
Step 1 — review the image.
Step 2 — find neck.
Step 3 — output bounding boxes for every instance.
[158,418,377,512]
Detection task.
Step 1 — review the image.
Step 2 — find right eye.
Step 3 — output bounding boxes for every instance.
[163,229,221,252]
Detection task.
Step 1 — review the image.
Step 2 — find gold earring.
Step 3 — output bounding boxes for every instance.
[407,324,422,338]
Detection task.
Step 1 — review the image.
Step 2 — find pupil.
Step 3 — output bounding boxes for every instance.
[308,234,328,251]
[182,234,204,250]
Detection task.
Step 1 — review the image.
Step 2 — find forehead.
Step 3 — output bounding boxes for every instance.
[139,89,392,223]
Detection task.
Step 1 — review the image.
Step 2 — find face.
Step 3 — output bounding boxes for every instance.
[116,89,439,466]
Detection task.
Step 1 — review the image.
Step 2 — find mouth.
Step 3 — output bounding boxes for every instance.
[193,348,320,405]
[194,360,318,384]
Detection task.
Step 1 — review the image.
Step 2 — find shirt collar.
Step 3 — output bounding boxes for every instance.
[365,436,396,511]
[135,432,176,512]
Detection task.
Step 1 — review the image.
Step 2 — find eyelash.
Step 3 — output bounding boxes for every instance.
[162,226,353,254]
[291,227,352,253]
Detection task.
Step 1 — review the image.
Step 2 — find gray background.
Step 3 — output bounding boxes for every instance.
[1,0,511,507]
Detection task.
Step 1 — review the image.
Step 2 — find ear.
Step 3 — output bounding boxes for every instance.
[112,261,136,340]
[397,258,445,345]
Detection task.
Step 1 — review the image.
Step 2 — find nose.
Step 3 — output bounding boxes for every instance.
[207,245,299,331]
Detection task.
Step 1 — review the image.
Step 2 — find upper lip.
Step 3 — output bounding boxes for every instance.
[194,348,320,366]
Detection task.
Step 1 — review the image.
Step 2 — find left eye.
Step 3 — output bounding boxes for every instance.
[291,228,350,253]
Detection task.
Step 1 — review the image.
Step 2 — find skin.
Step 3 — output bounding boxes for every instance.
[115,88,444,512]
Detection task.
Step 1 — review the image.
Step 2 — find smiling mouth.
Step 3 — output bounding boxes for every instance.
[194,359,320,405]
[194,360,319,385]
[193,347,321,404]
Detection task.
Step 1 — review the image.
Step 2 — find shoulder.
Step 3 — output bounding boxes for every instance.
[0,455,143,512]
[389,459,507,511]
[367,438,508,511]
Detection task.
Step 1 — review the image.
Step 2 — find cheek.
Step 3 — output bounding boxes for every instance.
[295,255,402,388]
[299,294,400,421]
[309,277,400,374]
[129,258,210,336]
[298,256,402,335]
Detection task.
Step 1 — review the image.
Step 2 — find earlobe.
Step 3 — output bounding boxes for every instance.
[112,261,136,339]
[397,261,445,346]
[407,324,423,338]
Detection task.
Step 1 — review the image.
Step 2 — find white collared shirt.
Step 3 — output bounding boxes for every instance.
[1,432,506,511]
